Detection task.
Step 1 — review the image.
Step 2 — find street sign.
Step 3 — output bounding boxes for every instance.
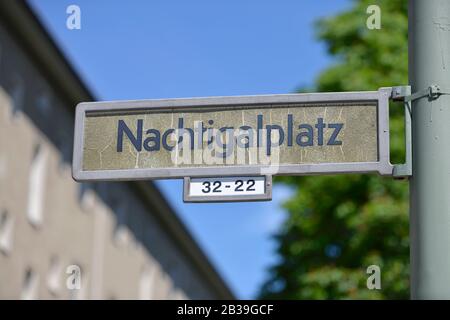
[183,176,272,203]
[72,88,393,182]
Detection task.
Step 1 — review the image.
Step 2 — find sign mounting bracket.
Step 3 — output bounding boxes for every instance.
[391,85,412,178]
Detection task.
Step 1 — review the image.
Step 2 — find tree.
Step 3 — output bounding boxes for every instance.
[260,0,409,299]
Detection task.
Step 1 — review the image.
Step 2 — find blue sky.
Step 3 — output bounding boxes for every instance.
[28,0,350,298]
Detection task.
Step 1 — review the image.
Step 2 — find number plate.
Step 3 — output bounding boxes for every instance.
[183,176,272,203]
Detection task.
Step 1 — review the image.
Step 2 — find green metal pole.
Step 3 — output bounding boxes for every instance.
[409,0,450,299]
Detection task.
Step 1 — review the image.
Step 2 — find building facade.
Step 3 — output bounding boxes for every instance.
[0,1,233,300]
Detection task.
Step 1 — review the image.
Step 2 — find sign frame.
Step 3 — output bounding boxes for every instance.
[72,88,394,181]
[183,176,272,203]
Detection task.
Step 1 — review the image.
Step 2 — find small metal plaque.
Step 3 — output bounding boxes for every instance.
[183,176,272,203]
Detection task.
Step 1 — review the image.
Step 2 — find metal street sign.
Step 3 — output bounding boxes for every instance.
[72,88,393,181]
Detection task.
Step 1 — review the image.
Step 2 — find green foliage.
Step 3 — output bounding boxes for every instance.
[260,0,409,299]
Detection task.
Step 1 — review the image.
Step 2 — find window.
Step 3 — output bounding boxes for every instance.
[0,155,6,180]
[10,73,25,118]
[0,209,14,254]
[113,202,130,247]
[21,267,39,300]
[47,256,62,295]
[139,265,156,300]
[169,288,186,300]
[78,183,95,212]
[27,144,47,227]
[36,92,51,114]
[58,133,72,175]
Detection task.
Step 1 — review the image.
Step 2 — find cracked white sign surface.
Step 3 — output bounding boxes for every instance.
[82,103,378,171]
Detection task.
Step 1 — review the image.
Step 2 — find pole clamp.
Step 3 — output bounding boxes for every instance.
[392,85,450,102]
